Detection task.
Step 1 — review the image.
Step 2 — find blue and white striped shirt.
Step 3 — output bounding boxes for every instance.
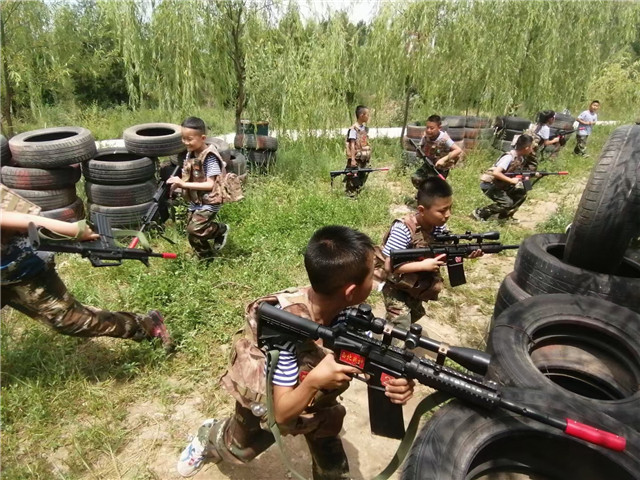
[382,222,448,256]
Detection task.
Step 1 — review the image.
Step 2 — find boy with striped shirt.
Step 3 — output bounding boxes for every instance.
[177,226,414,479]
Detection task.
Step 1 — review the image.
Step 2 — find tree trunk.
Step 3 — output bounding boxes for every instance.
[400,75,412,149]
[0,12,14,136]
[231,3,246,133]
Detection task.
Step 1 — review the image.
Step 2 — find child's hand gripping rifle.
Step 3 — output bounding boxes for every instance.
[28,212,177,267]
[257,302,626,451]
[330,166,390,187]
[550,129,576,146]
[406,138,446,181]
[128,164,180,248]
[390,231,519,287]
[503,170,569,192]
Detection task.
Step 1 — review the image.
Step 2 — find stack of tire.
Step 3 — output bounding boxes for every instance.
[492,116,532,152]
[234,120,277,171]
[462,116,493,151]
[441,115,466,151]
[82,123,184,228]
[401,125,640,479]
[2,127,96,222]
[401,122,425,167]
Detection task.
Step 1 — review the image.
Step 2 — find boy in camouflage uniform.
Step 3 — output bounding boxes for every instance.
[344,105,372,196]
[177,226,415,479]
[1,190,170,346]
[473,134,535,221]
[166,117,229,259]
[411,114,463,187]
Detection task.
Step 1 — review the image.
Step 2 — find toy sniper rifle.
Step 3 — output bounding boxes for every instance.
[258,302,626,451]
[129,164,180,248]
[390,231,519,287]
[503,171,569,192]
[28,212,177,267]
[330,166,390,187]
[550,128,576,146]
[407,138,446,181]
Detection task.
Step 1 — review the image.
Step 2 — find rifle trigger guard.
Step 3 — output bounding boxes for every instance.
[437,343,450,367]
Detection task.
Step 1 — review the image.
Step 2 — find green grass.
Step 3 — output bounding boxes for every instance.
[0,114,620,479]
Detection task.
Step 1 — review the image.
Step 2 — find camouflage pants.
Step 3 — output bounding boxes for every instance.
[382,283,427,332]
[411,162,449,188]
[574,134,589,155]
[476,183,527,219]
[203,402,350,479]
[186,209,224,257]
[1,265,155,340]
[344,158,370,195]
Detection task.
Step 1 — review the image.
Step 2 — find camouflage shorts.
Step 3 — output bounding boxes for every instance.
[186,209,223,257]
[382,284,426,331]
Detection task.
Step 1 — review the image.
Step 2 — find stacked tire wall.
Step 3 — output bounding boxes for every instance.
[2,127,96,222]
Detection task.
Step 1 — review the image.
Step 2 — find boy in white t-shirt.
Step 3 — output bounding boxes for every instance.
[573,100,600,157]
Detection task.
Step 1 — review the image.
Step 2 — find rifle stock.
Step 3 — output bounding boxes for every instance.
[29,212,177,267]
[257,303,627,451]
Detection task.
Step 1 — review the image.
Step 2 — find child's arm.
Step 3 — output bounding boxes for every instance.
[490,167,520,186]
[347,139,357,167]
[165,176,215,191]
[435,143,463,169]
[1,211,99,241]
[272,352,360,424]
[385,252,446,275]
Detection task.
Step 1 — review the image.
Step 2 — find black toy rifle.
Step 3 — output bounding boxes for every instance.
[257,302,626,451]
[407,138,446,181]
[28,212,177,267]
[550,129,576,146]
[330,167,390,187]
[503,170,569,192]
[389,231,519,287]
[128,164,180,248]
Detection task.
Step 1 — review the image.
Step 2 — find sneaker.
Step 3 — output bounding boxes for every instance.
[147,310,174,352]
[177,419,217,477]
[471,209,486,222]
[213,224,230,251]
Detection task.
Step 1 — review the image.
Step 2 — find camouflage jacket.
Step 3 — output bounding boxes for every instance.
[345,123,371,162]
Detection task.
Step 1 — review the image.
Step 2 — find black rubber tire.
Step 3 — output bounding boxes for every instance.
[501,128,523,141]
[463,128,479,139]
[1,135,11,166]
[228,150,247,176]
[502,116,532,131]
[84,179,157,207]
[39,197,85,222]
[123,123,185,157]
[82,148,156,185]
[406,123,425,138]
[402,388,640,480]
[248,150,276,168]
[493,271,531,319]
[442,115,466,128]
[8,127,97,168]
[465,116,491,128]
[206,137,231,163]
[486,294,640,429]
[233,134,278,151]
[513,233,640,313]
[444,127,464,141]
[12,187,77,212]
[0,164,81,190]
[564,125,640,273]
[88,202,151,228]
[492,138,512,152]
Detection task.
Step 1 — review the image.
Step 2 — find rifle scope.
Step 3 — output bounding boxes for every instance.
[434,230,500,243]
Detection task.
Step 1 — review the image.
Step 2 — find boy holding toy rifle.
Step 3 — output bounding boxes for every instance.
[177,225,414,479]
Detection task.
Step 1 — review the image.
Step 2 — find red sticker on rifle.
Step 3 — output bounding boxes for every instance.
[339,350,365,369]
[380,372,396,386]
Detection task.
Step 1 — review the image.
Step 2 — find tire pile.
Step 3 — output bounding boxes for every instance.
[492,112,576,153]
[234,120,277,171]
[401,116,492,167]
[403,125,640,479]
[1,127,97,222]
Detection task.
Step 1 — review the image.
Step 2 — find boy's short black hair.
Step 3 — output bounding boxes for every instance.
[305,225,374,295]
[426,115,442,126]
[416,177,453,208]
[355,105,369,119]
[181,116,207,134]
[515,134,533,150]
[591,100,600,105]
[537,110,555,124]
